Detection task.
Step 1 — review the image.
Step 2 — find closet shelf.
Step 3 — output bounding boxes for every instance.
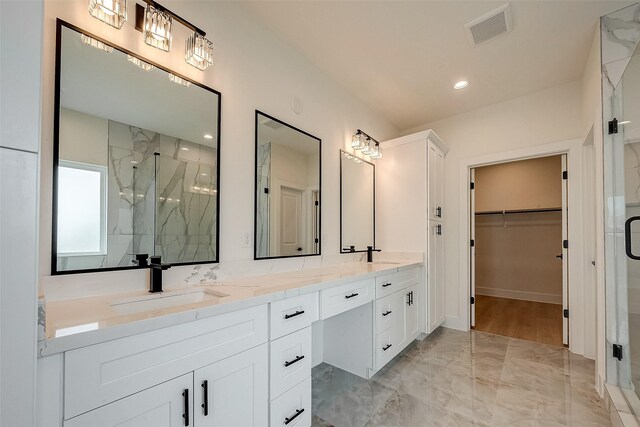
[475,207,562,215]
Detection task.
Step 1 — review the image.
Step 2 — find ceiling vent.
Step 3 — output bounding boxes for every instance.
[464,4,513,47]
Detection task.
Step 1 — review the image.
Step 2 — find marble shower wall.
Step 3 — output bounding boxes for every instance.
[256,142,271,257]
[104,120,218,267]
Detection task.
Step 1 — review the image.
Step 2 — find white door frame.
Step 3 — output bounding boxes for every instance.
[458,138,587,355]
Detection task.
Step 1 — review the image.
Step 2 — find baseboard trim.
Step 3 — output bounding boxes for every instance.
[475,287,562,304]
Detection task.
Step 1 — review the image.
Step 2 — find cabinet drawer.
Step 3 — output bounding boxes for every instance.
[375,293,396,333]
[270,377,311,427]
[320,278,374,319]
[375,267,420,298]
[270,293,318,340]
[375,324,402,370]
[64,304,268,419]
[270,327,312,399]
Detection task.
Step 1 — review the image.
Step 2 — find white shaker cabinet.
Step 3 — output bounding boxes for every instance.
[378,130,448,335]
[64,374,193,427]
[194,344,269,427]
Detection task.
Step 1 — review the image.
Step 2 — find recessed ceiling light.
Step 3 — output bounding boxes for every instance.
[203,134,214,140]
[181,147,189,151]
[453,80,469,90]
[201,173,208,176]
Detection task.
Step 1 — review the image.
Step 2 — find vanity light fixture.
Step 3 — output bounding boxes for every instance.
[127,55,154,71]
[185,32,214,71]
[453,80,469,90]
[88,0,127,29]
[143,4,173,51]
[168,73,191,87]
[81,34,113,53]
[135,1,213,71]
[351,130,365,150]
[351,129,382,160]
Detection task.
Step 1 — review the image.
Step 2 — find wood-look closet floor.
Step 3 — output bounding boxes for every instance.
[473,295,564,347]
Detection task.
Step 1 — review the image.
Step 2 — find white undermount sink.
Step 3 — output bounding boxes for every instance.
[109,288,229,315]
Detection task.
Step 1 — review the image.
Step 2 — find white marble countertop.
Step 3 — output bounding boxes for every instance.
[39,260,422,356]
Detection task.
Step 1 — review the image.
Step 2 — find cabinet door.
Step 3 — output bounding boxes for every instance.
[428,143,439,220]
[436,224,446,325]
[436,146,444,219]
[194,343,268,427]
[405,284,419,342]
[64,374,193,427]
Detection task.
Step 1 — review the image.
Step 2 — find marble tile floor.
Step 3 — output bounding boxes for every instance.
[312,328,610,426]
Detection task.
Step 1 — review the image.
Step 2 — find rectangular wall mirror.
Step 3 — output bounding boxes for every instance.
[254,111,321,259]
[52,21,221,274]
[340,151,375,252]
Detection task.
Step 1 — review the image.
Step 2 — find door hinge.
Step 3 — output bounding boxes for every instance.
[470,296,475,304]
[562,171,568,180]
[609,118,619,135]
[563,309,569,319]
[563,240,569,249]
[470,182,475,190]
[470,239,475,247]
[264,188,269,194]
[314,238,319,243]
[613,344,623,361]
[315,200,319,206]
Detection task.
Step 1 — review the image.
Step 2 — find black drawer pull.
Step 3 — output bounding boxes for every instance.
[284,310,305,319]
[201,380,208,416]
[382,282,392,288]
[382,310,392,317]
[345,293,359,299]
[284,408,305,425]
[182,389,190,426]
[383,344,392,351]
[284,355,305,367]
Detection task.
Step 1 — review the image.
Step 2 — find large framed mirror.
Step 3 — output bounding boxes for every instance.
[340,151,375,252]
[52,20,221,274]
[254,111,321,259]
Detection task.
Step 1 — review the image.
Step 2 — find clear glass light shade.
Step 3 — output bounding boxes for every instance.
[361,138,373,155]
[369,143,382,159]
[81,34,113,53]
[88,0,127,28]
[351,132,364,150]
[185,33,214,71]
[168,74,191,87]
[144,5,172,52]
[127,55,154,71]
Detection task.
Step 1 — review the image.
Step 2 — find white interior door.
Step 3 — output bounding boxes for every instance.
[470,168,476,328]
[280,186,304,256]
[561,154,569,345]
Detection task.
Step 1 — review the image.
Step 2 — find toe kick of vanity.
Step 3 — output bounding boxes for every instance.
[37,263,423,427]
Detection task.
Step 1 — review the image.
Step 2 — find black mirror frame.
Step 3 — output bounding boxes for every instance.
[339,150,376,254]
[253,110,322,260]
[51,19,222,275]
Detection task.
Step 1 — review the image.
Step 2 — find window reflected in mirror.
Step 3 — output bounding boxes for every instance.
[53,22,221,274]
[254,111,321,259]
[340,151,375,252]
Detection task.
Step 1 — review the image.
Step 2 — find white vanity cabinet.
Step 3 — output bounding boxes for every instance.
[194,344,269,427]
[378,129,448,335]
[64,374,193,427]
[372,272,420,371]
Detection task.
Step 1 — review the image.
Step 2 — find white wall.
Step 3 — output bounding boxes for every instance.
[403,81,586,341]
[40,1,398,282]
[59,108,108,166]
[0,1,43,425]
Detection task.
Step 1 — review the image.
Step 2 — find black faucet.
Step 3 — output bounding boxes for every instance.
[132,253,149,267]
[367,246,381,263]
[149,256,171,293]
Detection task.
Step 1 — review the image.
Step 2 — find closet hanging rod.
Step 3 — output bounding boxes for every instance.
[475,208,562,216]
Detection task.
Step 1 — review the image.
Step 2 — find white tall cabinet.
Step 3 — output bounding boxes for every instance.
[377,130,448,334]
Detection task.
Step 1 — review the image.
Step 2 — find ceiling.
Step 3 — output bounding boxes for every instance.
[242,1,633,130]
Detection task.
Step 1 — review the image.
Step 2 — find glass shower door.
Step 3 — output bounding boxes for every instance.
[606,41,640,412]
